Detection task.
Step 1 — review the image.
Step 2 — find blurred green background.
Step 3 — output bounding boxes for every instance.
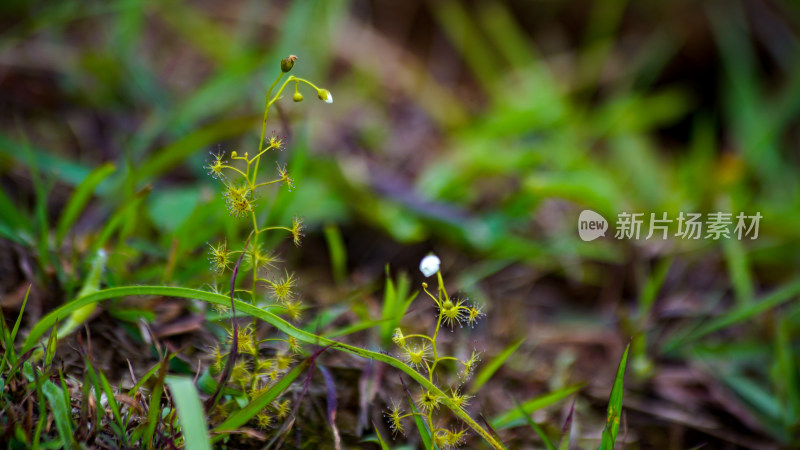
[1,0,800,448]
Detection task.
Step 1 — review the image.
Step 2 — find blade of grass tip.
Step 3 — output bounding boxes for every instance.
[99,370,127,445]
[723,238,754,306]
[32,367,47,448]
[78,369,92,442]
[81,354,105,430]
[44,320,58,371]
[557,399,575,450]
[42,378,78,450]
[144,356,168,449]
[2,284,29,369]
[10,285,31,344]
[58,370,71,427]
[371,420,391,450]
[600,343,630,450]
[206,233,251,412]
[165,377,212,450]
[399,376,435,450]
[319,365,341,450]
[490,383,584,430]
[512,396,555,450]
[323,223,347,284]
[55,162,116,247]
[128,354,177,397]
[60,250,107,340]
[469,338,524,395]
[380,265,398,345]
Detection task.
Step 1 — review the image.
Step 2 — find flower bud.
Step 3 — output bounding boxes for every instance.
[317,89,333,104]
[293,91,303,102]
[281,55,297,73]
[419,254,440,277]
[231,151,238,158]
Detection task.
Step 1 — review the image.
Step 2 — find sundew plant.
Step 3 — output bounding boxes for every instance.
[201,55,332,432]
[387,254,486,449]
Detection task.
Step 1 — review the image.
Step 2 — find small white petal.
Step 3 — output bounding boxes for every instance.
[325,92,333,104]
[419,254,440,277]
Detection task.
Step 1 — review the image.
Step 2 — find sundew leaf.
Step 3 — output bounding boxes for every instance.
[165,377,212,450]
[600,343,630,450]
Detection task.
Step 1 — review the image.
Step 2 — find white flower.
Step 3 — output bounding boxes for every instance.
[419,254,440,277]
[318,89,333,104]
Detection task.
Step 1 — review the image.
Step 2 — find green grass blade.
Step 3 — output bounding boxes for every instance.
[42,380,78,450]
[664,280,800,351]
[32,367,47,448]
[371,421,391,450]
[44,321,58,371]
[61,249,108,338]
[2,285,29,368]
[469,338,524,394]
[723,238,754,306]
[600,343,630,450]
[134,117,256,183]
[776,317,800,425]
[381,266,398,344]
[99,371,126,443]
[0,186,32,235]
[10,285,31,343]
[165,377,212,450]
[514,399,555,450]
[491,384,584,430]
[323,223,347,284]
[129,354,177,396]
[144,360,168,449]
[55,162,116,246]
[407,394,434,450]
[90,185,151,255]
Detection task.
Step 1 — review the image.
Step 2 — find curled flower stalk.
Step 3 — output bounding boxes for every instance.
[387,254,487,450]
